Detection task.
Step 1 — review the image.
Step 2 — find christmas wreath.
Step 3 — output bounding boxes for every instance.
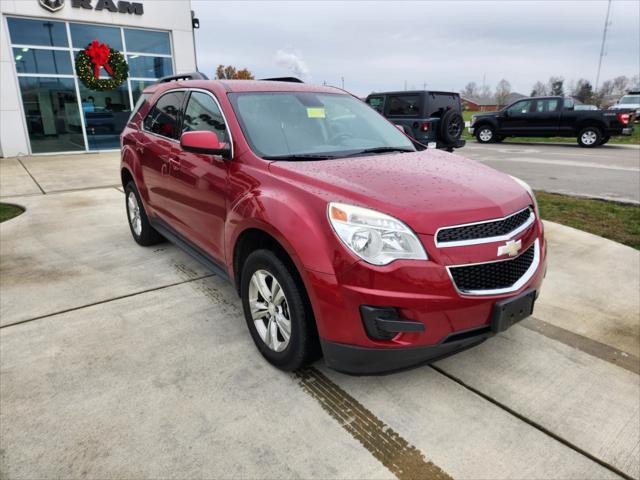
[75,40,129,91]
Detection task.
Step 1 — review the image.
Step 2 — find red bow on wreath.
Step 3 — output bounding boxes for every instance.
[85,40,112,79]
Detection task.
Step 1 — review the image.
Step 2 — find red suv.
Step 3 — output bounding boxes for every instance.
[121,74,546,374]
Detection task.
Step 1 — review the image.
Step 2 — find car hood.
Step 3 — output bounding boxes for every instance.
[611,104,640,110]
[268,149,531,235]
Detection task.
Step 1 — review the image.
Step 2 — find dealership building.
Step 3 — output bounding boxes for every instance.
[0,0,197,157]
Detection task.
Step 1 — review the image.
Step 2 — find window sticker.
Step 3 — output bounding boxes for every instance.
[307,107,326,118]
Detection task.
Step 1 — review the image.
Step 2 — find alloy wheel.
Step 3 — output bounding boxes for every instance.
[448,117,463,138]
[581,130,598,145]
[479,128,493,142]
[127,192,142,236]
[248,269,292,352]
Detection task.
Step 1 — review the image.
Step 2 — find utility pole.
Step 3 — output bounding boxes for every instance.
[595,0,612,92]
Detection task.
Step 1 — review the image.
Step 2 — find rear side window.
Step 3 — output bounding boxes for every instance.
[535,99,559,112]
[425,93,460,117]
[366,96,385,113]
[386,95,420,116]
[563,98,575,110]
[128,92,151,123]
[143,91,185,139]
[182,92,229,143]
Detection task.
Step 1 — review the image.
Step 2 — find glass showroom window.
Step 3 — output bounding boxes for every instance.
[7,16,174,153]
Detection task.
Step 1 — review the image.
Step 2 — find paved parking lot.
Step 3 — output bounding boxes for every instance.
[1,151,639,479]
[463,142,640,204]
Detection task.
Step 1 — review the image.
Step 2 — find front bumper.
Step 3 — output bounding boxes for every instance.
[321,326,492,375]
[305,221,546,375]
[468,127,475,135]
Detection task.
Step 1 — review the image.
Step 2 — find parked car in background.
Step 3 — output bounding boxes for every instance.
[469,96,635,147]
[120,74,545,374]
[365,90,465,151]
[610,91,640,119]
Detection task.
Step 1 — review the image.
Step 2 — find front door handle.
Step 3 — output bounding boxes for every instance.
[169,157,181,172]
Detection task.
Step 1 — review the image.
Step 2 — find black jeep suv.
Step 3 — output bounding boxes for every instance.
[365,90,465,151]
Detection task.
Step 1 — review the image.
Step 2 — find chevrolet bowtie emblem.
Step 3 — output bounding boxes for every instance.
[497,239,522,257]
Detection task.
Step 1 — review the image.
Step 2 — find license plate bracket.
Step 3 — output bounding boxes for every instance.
[490,289,536,333]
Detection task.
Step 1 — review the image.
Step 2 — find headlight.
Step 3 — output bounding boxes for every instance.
[328,202,428,266]
[510,175,538,212]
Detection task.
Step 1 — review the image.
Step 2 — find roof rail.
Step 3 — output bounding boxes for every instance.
[260,77,304,83]
[157,72,209,83]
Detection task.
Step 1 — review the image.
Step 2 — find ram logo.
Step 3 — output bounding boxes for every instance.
[39,0,65,12]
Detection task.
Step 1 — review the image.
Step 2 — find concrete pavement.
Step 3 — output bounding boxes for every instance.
[0,152,639,479]
[462,142,640,204]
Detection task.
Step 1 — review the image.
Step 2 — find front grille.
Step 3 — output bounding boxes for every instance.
[449,243,535,293]
[437,207,532,245]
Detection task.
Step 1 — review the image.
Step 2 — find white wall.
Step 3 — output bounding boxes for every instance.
[0,0,196,157]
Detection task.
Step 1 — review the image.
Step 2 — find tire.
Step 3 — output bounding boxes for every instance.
[600,135,610,145]
[439,109,464,144]
[577,126,602,148]
[240,249,320,371]
[476,124,495,143]
[124,181,164,246]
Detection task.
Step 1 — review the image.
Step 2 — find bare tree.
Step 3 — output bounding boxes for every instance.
[548,76,564,96]
[611,75,630,95]
[494,79,511,108]
[479,84,492,98]
[572,79,594,104]
[462,81,479,98]
[530,81,548,97]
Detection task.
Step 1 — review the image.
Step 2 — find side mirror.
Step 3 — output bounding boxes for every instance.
[180,131,231,159]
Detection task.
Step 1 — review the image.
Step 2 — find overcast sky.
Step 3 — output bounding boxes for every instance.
[191,0,640,96]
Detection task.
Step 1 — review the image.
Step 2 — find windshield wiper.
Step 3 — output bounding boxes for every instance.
[262,154,338,161]
[341,147,415,158]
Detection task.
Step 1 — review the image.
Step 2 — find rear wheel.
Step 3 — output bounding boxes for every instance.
[125,181,164,246]
[476,125,495,143]
[577,126,602,148]
[240,249,319,371]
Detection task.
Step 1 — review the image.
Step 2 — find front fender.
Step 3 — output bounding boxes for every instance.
[226,190,350,278]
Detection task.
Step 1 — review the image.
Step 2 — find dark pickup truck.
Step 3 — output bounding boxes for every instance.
[469,96,635,147]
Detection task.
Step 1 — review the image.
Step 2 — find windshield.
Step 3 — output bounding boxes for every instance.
[620,95,640,105]
[229,92,415,159]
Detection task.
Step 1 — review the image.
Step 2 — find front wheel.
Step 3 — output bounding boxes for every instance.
[124,181,164,246]
[240,249,320,371]
[577,127,602,148]
[476,125,495,143]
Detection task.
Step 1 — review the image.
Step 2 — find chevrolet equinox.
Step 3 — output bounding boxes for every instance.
[120,74,547,374]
